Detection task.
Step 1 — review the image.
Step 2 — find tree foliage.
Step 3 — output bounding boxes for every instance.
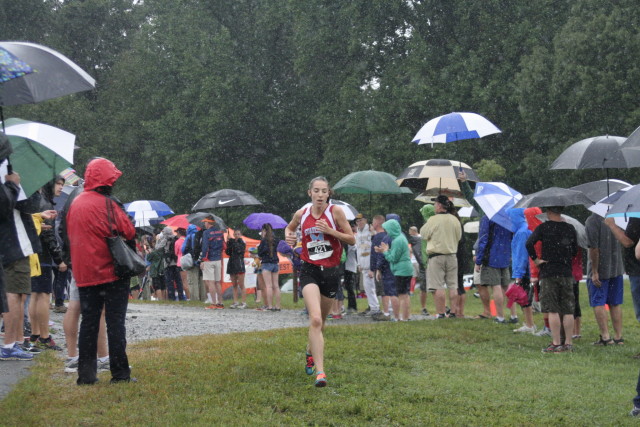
[4,0,640,229]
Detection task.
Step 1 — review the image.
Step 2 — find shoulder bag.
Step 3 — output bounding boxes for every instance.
[105,196,146,278]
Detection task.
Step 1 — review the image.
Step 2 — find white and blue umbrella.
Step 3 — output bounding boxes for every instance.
[473,182,522,232]
[412,112,501,145]
[124,200,174,227]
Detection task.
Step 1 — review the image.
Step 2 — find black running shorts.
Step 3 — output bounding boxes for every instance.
[299,262,341,299]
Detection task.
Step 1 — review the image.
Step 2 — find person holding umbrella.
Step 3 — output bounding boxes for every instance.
[285,176,355,387]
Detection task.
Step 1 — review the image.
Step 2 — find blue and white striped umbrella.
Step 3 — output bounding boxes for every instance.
[124,200,174,226]
[412,112,501,145]
[473,182,522,232]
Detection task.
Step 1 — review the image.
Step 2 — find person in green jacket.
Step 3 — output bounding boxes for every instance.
[375,219,414,321]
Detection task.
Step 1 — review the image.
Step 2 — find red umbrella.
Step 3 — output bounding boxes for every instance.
[161,214,193,230]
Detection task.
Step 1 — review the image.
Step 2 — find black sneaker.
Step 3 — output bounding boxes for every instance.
[21,339,42,354]
[631,406,640,417]
[421,308,429,316]
[509,317,519,324]
[494,318,506,324]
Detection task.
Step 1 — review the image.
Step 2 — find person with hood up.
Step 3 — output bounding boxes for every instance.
[67,157,136,384]
[375,219,414,321]
[157,226,185,301]
[507,208,536,334]
[370,214,396,321]
[418,204,436,315]
[475,214,514,324]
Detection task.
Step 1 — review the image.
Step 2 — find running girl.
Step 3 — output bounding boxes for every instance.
[285,177,355,387]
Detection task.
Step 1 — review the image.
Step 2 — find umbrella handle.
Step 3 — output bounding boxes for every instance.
[6,160,12,175]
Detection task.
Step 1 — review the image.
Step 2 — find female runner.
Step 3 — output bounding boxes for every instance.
[285,177,355,387]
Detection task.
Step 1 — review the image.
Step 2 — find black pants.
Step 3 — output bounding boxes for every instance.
[343,270,358,311]
[52,268,68,306]
[164,265,185,301]
[77,278,131,384]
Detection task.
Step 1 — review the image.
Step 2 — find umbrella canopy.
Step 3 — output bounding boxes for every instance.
[0,42,95,106]
[124,200,174,218]
[396,159,479,190]
[187,212,227,230]
[415,192,471,208]
[568,179,631,203]
[0,46,33,83]
[473,182,523,232]
[458,206,480,218]
[513,187,593,209]
[605,185,640,219]
[192,189,262,211]
[2,118,75,163]
[133,216,165,228]
[412,112,501,145]
[587,194,630,230]
[161,214,191,230]
[463,221,480,233]
[550,135,640,169]
[243,213,288,230]
[4,134,71,197]
[333,170,412,195]
[302,199,359,221]
[535,212,588,248]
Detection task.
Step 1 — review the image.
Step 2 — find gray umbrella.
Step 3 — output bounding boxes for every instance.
[186,212,227,230]
[0,42,95,106]
[192,189,262,211]
[568,179,631,203]
[513,187,593,209]
[604,184,640,220]
[550,135,640,197]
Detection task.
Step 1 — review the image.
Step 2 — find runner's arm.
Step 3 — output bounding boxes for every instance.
[328,206,355,245]
[285,209,302,246]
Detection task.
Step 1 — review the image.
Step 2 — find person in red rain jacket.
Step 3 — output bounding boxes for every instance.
[67,158,135,385]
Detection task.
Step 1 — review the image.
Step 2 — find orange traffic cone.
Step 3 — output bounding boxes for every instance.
[490,300,497,317]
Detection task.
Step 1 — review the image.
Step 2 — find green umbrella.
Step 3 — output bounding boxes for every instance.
[333,170,412,213]
[7,134,71,197]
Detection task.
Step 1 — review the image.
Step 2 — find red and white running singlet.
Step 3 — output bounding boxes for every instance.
[300,204,343,268]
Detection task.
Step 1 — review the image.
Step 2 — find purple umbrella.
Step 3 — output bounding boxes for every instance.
[243,213,288,230]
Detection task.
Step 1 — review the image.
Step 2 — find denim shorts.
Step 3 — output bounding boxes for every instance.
[261,263,279,273]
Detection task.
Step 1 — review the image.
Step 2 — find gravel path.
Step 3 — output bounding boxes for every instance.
[0,302,381,399]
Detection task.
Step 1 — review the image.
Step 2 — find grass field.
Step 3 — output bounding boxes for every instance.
[1,286,639,426]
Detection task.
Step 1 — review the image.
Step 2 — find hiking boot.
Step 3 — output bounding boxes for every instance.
[305,353,315,375]
[315,372,327,387]
[421,308,429,316]
[65,358,79,373]
[53,305,68,314]
[534,327,551,337]
[0,345,33,361]
[98,358,111,372]
[630,406,640,417]
[513,324,537,334]
[36,337,62,351]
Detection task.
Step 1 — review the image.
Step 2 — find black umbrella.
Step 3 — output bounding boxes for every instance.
[192,189,262,211]
[513,187,593,209]
[568,179,631,203]
[550,135,640,196]
[186,212,227,230]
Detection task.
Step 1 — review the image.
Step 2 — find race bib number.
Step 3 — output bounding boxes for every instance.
[307,239,333,261]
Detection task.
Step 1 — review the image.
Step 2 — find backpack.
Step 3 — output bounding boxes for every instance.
[164,236,178,263]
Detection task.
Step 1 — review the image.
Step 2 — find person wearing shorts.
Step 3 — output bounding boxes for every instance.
[377,218,413,321]
[200,215,225,309]
[423,196,462,318]
[586,213,624,345]
[475,214,514,323]
[285,176,355,387]
[526,206,578,353]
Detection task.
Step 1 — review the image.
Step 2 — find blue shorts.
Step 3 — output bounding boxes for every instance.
[31,266,53,294]
[261,263,279,273]
[587,276,623,307]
